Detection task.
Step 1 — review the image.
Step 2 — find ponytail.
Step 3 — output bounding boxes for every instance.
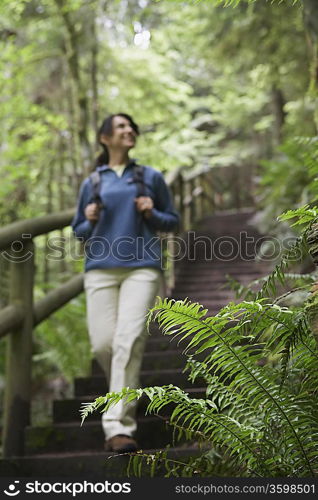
[95,144,109,167]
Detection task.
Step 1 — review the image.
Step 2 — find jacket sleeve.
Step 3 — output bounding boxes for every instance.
[71,178,95,241]
[145,171,180,232]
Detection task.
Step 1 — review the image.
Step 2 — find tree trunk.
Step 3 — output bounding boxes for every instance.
[271,85,286,145]
[58,137,67,274]
[90,13,99,153]
[54,0,92,176]
[302,0,318,130]
[43,162,54,287]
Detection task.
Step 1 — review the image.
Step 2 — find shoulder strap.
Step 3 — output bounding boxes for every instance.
[132,164,145,198]
[89,170,102,204]
[89,163,145,201]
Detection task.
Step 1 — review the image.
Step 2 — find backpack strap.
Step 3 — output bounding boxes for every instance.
[89,162,145,204]
[132,164,145,198]
[89,170,102,205]
[130,163,146,237]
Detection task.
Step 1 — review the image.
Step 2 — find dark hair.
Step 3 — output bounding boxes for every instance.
[95,113,139,167]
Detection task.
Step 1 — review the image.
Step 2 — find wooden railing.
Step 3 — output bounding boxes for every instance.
[0,209,83,458]
[0,163,256,457]
[163,164,256,291]
[167,163,256,231]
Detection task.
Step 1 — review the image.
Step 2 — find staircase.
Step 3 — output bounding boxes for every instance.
[0,209,271,477]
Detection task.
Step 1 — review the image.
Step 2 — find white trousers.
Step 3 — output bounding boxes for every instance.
[84,267,161,439]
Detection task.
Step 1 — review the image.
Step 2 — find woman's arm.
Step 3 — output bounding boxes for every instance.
[71,178,96,240]
[144,171,180,232]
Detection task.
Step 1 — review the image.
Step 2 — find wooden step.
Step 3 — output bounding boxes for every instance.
[91,349,187,375]
[144,336,179,351]
[24,416,178,455]
[0,446,202,478]
[74,369,203,397]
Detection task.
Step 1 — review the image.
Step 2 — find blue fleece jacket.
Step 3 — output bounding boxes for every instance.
[71,163,179,272]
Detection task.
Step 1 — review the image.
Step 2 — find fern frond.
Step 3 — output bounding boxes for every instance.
[148,298,317,476]
[278,206,318,227]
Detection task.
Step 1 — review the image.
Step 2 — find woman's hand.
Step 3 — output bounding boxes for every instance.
[135,196,154,219]
[84,203,100,222]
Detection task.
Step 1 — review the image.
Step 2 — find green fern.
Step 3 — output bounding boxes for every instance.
[81,295,318,476]
[278,206,318,227]
[81,206,318,477]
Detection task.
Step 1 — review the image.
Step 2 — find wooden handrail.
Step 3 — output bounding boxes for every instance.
[33,274,84,326]
[182,165,211,182]
[0,208,75,251]
[0,275,84,338]
[165,165,186,187]
[0,304,25,338]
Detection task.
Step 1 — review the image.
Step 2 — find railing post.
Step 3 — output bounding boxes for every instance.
[190,178,196,223]
[203,171,214,214]
[183,179,192,232]
[194,175,204,222]
[163,232,177,296]
[175,173,184,233]
[3,239,34,457]
[232,165,241,209]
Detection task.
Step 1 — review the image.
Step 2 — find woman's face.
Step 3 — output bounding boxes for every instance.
[100,115,137,151]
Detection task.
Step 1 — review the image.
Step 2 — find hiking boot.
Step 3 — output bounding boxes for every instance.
[104,434,138,453]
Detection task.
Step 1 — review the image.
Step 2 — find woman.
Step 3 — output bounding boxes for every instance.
[71,113,179,453]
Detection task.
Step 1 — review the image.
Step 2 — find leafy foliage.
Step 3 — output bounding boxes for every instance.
[34,294,91,382]
[0,0,313,222]
[257,137,318,234]
[279,205,318,226]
